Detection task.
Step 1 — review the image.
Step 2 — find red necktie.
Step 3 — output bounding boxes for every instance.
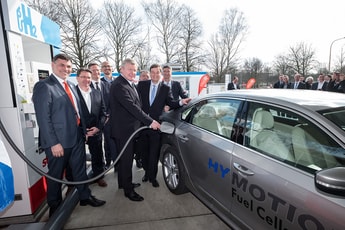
[63,81,80,126]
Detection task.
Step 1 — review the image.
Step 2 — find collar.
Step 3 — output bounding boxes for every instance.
[78,85,92,94]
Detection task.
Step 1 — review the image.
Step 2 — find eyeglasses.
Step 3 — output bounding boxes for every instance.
[102,65,112,68]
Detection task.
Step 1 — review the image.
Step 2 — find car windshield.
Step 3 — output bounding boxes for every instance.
[318,107,345,132]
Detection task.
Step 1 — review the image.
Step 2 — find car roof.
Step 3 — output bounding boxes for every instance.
[203,89,345,111]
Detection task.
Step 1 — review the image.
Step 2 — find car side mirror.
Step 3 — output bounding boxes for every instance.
[160,121,175,134]
[315,167,345,196]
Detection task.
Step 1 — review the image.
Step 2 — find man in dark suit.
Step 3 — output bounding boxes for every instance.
[137,64,191,187]
[89,63,116,171]
[32,54,105,217]
[109,58,160,202]
[311,74,328,91]
[227,76,240,90]
[292,73,306,89]
[327,71,345,93]
[273,75,284,88]
[162,65,188,100]
[75,68,107,187]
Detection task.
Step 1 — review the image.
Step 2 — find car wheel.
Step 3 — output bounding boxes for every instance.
[162,147,188,195]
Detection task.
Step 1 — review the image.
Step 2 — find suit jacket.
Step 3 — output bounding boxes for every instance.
[76,86,107,132]
[109,75,153,139]
[227,82,240,90]
[311,81,328,90]
[292,81,306,89]
[32,74,85,149]
[91,81,111,114]
[170,80,188,100]
[273,81,284,88]
[137,80,181,121]
[101,76,115,83]
[327,80,345,93]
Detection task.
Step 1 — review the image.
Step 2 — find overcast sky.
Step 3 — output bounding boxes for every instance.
[93,0,345,68]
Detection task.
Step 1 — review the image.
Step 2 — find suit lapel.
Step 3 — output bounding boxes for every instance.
[120,75,140,105]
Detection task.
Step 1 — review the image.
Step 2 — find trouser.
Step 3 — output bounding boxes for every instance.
[87,134,105,177]
[46,130,90,208]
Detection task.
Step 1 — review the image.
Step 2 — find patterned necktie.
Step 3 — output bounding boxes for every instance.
[150,85,156,105]
[63,81,80,126]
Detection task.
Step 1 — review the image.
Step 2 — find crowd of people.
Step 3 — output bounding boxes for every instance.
[32,54,191,217]
[227,72,345,93]
[273,72,345,93]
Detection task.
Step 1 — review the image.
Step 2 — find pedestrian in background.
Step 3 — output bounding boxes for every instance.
[227,76,240,90]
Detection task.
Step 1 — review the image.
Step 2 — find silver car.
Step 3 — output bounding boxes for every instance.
[160,89,345,230]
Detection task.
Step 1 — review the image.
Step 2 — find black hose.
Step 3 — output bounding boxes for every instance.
[0,116,149,185]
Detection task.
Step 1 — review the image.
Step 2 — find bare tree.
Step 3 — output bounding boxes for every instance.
[334,48,345,73]
[135,27,160,71]
[25,0,61,22]
[142,0,183,64]
[286,42,317,77]
[58,0,102,68]
[207,34,228,82]
[273,54,294,75]
[177,5,204,72]
[100,1,144,72]
[207,8,248,83]
[243,57,264,86]
[26,0,103,68]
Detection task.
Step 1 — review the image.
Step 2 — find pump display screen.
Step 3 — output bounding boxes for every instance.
[38,69,49,80]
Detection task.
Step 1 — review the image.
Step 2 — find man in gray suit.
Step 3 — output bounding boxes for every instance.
[32,54,105,217]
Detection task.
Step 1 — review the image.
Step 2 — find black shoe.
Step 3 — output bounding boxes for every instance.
[125,190,144,202]
[151,179,160,187]
[142,175,149,182]
[80,195,106,207]
[118,183,141,189]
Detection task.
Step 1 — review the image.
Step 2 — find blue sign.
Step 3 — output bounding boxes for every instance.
[3,0,61,48]
[0,137,14,212]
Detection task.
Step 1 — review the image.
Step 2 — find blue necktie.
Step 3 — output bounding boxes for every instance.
[150,85,156,105]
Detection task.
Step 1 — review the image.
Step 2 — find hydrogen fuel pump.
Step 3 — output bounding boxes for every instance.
[0,0,61,225]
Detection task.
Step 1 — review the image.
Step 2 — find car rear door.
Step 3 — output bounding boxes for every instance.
[229,102,345,230]
[230,147,345,230]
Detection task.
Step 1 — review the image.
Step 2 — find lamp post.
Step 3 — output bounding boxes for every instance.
[328,36,345,72]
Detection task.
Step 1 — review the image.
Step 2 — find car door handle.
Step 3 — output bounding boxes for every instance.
[233,162,254,176]
[178,134,189,142]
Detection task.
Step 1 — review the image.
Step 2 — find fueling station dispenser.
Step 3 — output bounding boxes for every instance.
[0,0,61,225]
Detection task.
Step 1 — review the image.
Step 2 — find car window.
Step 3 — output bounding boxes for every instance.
[244,102,345,173]
[182,99,241,139]
[318,107,345,132]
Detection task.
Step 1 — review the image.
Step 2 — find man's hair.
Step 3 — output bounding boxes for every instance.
[120,58,137,68]
[52,53,71,62]
[77,68,92,76]
[149,64,161,72]
[88,62,99,69]
[162,65,172,70]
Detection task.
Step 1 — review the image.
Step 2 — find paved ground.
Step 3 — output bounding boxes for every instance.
[37,163,232,230]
